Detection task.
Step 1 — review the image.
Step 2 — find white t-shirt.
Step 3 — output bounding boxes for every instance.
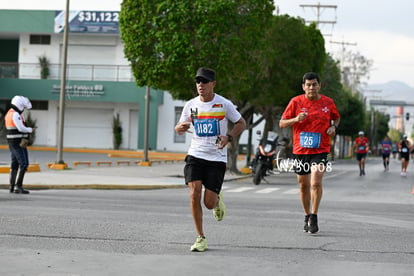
[179,93,242,162]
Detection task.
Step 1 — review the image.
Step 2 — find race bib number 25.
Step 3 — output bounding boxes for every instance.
[193,118,220,137]
[300,132,321,148]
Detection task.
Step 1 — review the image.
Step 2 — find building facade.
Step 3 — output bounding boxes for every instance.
[0,9,193,152]
[0,9,260,155]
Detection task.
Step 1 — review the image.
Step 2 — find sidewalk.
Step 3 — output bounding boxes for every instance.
[0,147,363,191]
[0,147,251,190]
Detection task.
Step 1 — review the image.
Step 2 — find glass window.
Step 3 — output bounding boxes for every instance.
[30,100,48,110]
[30,35,51,45]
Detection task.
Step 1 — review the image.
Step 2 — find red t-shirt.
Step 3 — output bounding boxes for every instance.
[281,94,340,155]
[355,137,369,153]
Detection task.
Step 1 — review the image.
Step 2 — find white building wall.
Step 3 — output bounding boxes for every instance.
[116,102,139,149]
[44,101,58,146]
[25,109,49,146]
[28,100,138,149]
[19,34,56,65]
[18,34,123,65]
[18,33,130,80]
[14,31,140,149]
[156,92,191,152]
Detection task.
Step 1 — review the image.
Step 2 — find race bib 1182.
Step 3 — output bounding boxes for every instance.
[193,118,220,137]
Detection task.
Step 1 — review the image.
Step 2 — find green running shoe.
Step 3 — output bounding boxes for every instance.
[190,236,208,252]
[213,192,226,221]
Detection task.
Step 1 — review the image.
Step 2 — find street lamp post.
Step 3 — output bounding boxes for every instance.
[56,0,70,166]
[138,85,152,166]
[143,86,150,162]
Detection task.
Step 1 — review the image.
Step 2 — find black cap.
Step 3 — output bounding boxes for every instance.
[195,67,216,81]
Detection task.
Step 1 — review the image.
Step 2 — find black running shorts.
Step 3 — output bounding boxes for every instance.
[356,153,367,161]
[184,155,226,194]
[293,153,329,175]
[400,152,410,161]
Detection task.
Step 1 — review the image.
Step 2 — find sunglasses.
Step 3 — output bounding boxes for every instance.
[195,78,210,84]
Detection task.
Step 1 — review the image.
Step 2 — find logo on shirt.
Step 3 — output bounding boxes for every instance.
[322,107,329,113]
[212,104,223,108]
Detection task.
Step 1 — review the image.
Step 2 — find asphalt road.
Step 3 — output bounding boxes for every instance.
[0,157,413,276]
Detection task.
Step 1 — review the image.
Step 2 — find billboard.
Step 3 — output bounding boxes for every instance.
[54,10,119,34]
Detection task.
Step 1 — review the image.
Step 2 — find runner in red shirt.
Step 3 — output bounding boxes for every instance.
[279,72,340,234]
[354,131,369,176]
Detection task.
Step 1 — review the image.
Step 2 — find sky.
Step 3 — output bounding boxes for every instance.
[276,0,414,88]
[1,0,413,87]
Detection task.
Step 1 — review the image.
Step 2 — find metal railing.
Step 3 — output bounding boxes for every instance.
[0,62,134,82]
[0,63,18,79]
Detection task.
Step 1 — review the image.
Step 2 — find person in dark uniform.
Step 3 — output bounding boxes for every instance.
[4,95,35,194]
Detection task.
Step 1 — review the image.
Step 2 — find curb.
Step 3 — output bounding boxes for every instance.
[0,184,187,190]
[0,175,251,191]
[0,163,41,173]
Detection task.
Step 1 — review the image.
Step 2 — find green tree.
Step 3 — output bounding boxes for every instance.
[38,55,50,79]
[388,128,403,143]
[320,54,365,137]
[120,0,274,98]
[339,90,367,137]
[342,50,373,91]
[320,54,343,103]
[376,112,390,141]
[248,16,326,140]
[120,0,275,172]
[367,110,389,152]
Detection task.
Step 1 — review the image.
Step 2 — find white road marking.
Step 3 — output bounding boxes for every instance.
[226,187,255,193]
[222,186,300,195]
[283,188,300,194]
[255,188,281,194]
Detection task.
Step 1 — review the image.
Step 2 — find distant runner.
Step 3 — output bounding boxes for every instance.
[398,134,411,177]
[354,131,369,176]
[380,136,392,171]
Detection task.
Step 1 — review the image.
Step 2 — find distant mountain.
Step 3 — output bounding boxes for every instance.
[366,81,414,101]
[369,80,412,91]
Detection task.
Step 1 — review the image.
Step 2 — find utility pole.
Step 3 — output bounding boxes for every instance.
[363,89,382,102]
[330,39,357,65]
[364,89,382,151]
[299,2,337,36]
[138,86,152,167]
[330,39,357,85]
[52,0,70,170]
